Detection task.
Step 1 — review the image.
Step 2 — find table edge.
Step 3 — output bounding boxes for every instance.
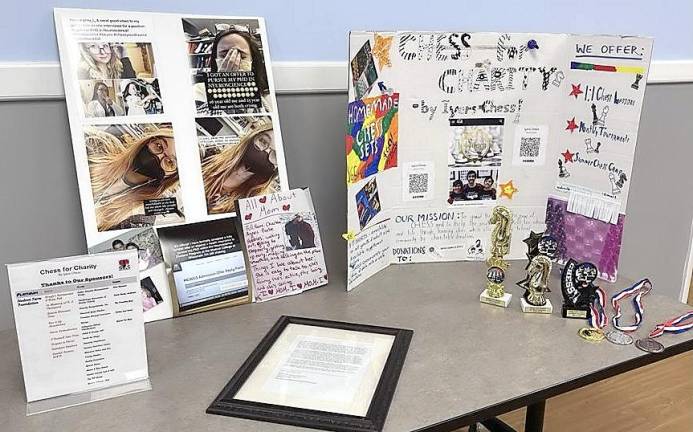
[411,336,693,432]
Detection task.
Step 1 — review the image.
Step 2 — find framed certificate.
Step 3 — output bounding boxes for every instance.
[207,316,413,431]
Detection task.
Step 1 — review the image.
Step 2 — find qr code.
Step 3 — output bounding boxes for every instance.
[408,173,429,195]
[520,137,541,158]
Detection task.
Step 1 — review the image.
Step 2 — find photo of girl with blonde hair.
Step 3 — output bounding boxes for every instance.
[84,124,184,231]
[197,116,279,214]
[77,42,155,80]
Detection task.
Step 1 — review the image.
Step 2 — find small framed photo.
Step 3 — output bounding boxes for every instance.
[207,316,413,432]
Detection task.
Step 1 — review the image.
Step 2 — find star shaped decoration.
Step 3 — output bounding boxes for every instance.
[499,180,519,199]
[372,34,394,70]
[561,149,574,162]
[566,117,578,133]
[523,231,544,262]
[569,83,583,99]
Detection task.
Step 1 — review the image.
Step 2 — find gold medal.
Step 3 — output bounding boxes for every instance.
[578,327,605,342]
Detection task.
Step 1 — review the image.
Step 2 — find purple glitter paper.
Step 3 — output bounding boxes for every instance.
[545,197,625,282]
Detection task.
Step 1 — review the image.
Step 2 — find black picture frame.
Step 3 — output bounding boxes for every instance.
[207,315,413,432]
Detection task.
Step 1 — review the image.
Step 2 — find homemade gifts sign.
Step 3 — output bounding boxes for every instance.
[346,32,653,290]
[237,189,328,301]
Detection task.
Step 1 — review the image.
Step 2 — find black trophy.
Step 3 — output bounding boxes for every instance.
[523,231,558,269]
[561,259,599,319]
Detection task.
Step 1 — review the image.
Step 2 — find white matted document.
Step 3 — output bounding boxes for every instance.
[7,250,150,414]
[234,323,395,416]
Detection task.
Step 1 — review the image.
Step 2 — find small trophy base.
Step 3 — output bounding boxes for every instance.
[562,304,591,319]
[480,289,512,308]
[521,298,553,314]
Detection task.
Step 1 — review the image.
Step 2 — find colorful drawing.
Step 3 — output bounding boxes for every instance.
[346,93,399,184]
[570,62,644,75]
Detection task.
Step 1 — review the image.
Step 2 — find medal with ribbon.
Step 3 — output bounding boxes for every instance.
[589,287,607,329]
[611,278,653,332]
[649,311,693,338]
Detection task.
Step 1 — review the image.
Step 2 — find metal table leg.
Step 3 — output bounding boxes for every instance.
[524,400,546,432]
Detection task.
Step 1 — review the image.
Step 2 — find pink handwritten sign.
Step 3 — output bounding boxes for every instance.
[238,188,328,302]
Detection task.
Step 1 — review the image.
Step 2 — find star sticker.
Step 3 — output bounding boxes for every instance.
[499,180,519,199]
[561,149,574,162]
[569,83,583,99]
[372,34,394,70]
[566,117,578,133]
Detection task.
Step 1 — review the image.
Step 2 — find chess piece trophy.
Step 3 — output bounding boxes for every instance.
[518,255,554,314]
[480,206,513,308]
[561,259,599,319]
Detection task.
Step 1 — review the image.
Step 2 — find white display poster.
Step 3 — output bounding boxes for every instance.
[7,250,150,413]
[237,188,328,302]
[54,8,288,248]
[346,32,652,289]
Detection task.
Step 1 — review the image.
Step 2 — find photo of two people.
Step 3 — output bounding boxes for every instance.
[283,213,317,251]
[80,78,163,118]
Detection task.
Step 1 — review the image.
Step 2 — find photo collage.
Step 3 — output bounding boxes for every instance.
[74,38,183,232]
[183,18,280,216]
[448,118,504,205]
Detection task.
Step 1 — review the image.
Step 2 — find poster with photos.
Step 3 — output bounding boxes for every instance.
[346,31,653,290]
[89,227,173,322]
[55,8,287,248]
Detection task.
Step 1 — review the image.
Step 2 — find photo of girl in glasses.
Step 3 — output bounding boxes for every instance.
[84,123,185,231]
[183,18,272,114]
[77,42,156,81]
[196,116,280,214]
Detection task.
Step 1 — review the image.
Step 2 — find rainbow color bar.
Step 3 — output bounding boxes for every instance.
[571,61,644,74]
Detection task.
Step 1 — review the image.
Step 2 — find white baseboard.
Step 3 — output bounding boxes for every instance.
[0,60,691,101]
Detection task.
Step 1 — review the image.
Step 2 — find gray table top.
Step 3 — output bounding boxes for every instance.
[2,261,693,432]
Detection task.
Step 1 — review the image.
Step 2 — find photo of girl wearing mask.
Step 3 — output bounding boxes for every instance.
[200,118,279,214]
[84,124,184,231]
[188,21,271,114]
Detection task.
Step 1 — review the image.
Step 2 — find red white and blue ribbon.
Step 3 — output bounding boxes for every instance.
[589,287,607,329]
[611,278,653,332]
[649,311,693,338]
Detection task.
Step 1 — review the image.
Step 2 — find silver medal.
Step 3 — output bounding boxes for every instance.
[604,330,633,345]
[634,337,664,354]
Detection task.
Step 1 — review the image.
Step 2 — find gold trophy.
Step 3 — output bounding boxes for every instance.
[518,255,554,314]
[480,206,513,308]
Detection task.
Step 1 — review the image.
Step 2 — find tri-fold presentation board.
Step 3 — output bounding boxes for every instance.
[346,31,652,290]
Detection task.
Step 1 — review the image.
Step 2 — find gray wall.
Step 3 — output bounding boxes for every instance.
[1,86,691,331]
